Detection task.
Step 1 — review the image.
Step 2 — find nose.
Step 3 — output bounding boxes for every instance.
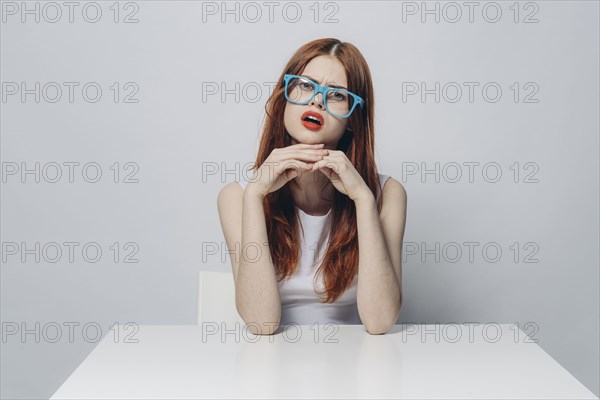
[310,92,325,109]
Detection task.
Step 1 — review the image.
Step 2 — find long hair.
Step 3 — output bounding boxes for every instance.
[251,38,381,303]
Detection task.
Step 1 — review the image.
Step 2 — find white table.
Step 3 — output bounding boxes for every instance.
[51,323,598,399]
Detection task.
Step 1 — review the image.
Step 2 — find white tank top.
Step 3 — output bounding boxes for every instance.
[236,173,391,326]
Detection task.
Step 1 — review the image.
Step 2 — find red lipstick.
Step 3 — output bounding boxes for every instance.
[301,110,325,131]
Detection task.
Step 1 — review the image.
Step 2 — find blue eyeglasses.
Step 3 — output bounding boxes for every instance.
[283,74,365,118]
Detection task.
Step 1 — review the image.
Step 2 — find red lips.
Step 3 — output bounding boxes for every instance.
[301,110,325,131]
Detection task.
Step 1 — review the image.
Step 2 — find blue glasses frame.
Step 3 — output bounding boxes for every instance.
[283,74,365,119]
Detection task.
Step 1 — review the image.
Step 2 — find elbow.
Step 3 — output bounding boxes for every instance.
[364,301,402,335]
[235,292,281,336]
[237,304,280,335]
[365,320,395,335]
[244,319,280,335]
[364,314,397,335]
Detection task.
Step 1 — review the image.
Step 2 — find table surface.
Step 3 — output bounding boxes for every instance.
[50,323,598,399]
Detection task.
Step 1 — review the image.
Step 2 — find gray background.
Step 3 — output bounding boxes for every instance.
[1,1,598,399]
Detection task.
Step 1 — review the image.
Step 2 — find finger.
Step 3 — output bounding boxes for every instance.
[312,162,334,179]
[275,160,312,176]
[283,162,314,182]
[290,143,325,148]
[275,150,327,163]
[312,157,337,168]
[291,150,328,160]
[284,168,298,182]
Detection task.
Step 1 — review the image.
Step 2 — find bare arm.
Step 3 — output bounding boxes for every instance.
[217,182,281,335]
[354,178,407,334]
[217,144,327,335]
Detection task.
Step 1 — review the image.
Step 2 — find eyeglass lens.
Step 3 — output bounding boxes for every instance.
[286,76,355,117]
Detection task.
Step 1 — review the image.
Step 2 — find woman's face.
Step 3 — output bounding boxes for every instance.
[283,55,350,149]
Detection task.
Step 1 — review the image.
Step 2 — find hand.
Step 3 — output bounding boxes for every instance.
[246,143,329,198]
[310,150,373,202]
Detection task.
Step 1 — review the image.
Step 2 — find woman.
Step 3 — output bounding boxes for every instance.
[217,38,407,335]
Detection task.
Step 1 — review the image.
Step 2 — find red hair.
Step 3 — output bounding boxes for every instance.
[251,38,382,303]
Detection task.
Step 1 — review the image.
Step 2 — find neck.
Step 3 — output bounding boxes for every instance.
[290,170,334,215]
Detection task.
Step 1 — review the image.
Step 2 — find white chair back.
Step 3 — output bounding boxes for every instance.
[196,270,245,326]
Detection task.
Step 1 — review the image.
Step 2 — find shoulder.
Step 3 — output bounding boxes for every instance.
[380,177,407,210]
[217,182,244,211]
[378,177,408,246]
[382,177,406,196]
[378,174,406,197]
[218,181,244,196]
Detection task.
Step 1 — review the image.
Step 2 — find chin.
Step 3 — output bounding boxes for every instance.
[289,131,322,145]
[287,123,343,146]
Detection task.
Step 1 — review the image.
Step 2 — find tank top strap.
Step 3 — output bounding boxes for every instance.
[377,173,391,200]
[237,179,248,189]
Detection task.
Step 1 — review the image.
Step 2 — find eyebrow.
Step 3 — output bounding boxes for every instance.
[302,75,347,90]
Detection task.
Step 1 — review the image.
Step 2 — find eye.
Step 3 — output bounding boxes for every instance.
[328,91,347,101]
